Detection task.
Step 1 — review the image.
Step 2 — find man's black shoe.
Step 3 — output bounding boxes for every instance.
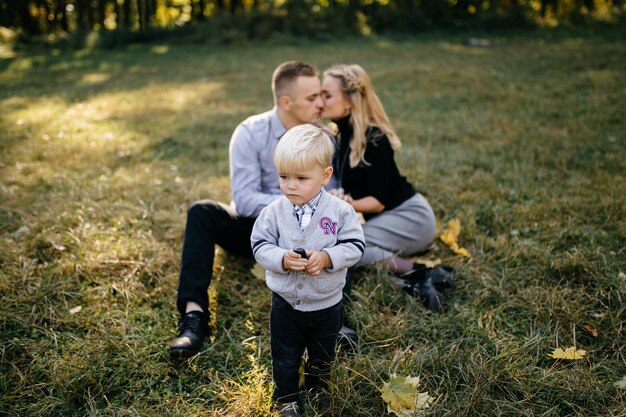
[337,324,358,350]
[169,311,209,359]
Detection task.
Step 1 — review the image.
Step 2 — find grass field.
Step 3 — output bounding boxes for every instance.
[1,29,625,416]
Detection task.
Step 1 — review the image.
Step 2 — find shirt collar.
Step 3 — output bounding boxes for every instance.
[296,191,322,209]
[270,107,287,141]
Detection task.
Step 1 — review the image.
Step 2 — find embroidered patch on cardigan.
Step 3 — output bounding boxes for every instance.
[319,217,338,235]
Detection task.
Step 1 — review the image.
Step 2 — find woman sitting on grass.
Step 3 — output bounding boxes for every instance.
[321,64,453,313]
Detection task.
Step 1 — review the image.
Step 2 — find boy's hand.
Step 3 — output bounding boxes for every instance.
[283,250,308,271]
[305,251,332,276]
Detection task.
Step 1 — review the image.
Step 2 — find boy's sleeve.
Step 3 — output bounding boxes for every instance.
[250,205,289,274]
[322,205,365,271]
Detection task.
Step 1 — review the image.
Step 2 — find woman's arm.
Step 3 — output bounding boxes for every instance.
[343,194,385,214]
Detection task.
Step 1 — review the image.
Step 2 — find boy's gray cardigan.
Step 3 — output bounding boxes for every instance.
[251,189,365,312]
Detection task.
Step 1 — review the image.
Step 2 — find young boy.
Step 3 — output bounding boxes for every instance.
[250,124,365,417]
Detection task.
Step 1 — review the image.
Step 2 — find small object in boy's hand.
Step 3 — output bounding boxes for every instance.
[294,247,309,259]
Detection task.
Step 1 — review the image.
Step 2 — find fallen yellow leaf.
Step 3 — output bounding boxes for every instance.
[412,257,442,269]
[439,218,471,258]
[548,346,587,360]
[614,375,626,390]
[440,218,461,246]
[381,374,434,417]
[454,246,470,257]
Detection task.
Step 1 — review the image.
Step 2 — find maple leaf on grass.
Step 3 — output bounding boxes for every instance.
[548,346,587,360]
[439,218,471,258]
[381,374,434,417]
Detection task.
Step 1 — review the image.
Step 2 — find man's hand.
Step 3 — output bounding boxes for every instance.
[283,250,308,271]
[305,251,332,276]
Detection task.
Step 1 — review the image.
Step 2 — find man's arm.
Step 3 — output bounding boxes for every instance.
[229,124,280,218]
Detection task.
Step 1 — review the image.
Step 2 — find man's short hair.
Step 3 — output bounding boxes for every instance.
[274,124,335,173]
[272,61,318,103]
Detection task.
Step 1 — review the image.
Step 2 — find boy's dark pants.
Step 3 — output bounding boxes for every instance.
[270,293,343,404]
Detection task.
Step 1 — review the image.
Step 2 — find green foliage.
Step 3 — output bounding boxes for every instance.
[1,29,625,416]
[3,0,626,50]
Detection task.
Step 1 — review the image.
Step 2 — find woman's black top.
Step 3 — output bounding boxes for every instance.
[334,116,416,220]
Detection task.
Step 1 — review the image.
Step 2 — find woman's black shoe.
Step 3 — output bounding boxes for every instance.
[402,264,454,290]
[401,273,446,313]
[427,265,454,290]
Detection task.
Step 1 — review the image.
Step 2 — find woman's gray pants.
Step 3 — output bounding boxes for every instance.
[357,193,436,266]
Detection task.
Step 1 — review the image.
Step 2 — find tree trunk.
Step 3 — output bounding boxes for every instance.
[230,0,241,14]
[197,0,206,20]
[122,0,132,29]
[75,0,89,31]
[55,0,68,32]
[0,0,13,27]
[40,0,51,33]
[137,0,145,30]
[97,0,106,30]
[147,0,155,27]
[583,0,594,10]
[19,0,40,34]
[89,0,98,29]
[114,0,121,28]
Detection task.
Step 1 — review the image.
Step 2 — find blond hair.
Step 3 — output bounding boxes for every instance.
[323,64,401,168]
[274,124,335,173]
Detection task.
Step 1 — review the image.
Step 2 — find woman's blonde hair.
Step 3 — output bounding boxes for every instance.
[274,124,335,173]
[323,64,401,168]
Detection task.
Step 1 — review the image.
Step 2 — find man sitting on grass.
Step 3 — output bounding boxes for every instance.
[168,61,325,358]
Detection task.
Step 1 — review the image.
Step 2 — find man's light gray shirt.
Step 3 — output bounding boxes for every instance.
[228,108,339,216]
[229,107,285,218]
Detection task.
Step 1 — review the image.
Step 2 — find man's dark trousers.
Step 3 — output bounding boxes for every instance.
[176,200,256,317]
